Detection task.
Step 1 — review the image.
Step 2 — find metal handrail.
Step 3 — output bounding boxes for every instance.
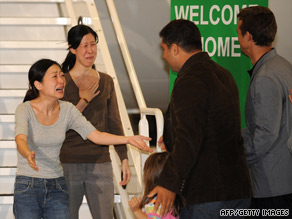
[64,0,77,26]
[105,0,164,152]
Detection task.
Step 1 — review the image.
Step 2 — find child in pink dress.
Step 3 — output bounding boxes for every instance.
[128,152,179,219]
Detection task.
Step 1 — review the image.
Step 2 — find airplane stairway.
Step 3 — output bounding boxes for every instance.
[0,0,162,218]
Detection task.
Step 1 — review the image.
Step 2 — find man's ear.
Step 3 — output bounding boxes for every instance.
[245,31,253,42]
[34,81,42,91]
[171,43,179,56]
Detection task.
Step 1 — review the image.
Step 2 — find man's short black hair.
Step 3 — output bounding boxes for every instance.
[237,6,277,47]
[159,19,202,52]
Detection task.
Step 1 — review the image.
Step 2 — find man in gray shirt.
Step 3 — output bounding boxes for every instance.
[237,6,292,216]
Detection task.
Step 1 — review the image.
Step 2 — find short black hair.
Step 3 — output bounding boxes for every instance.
[159,19,202,52]
[237,6,277,46]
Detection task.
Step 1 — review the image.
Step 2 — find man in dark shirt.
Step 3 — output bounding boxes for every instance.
[148,19,252,219]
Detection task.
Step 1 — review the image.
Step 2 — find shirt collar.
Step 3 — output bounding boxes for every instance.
[177,52,205,76]
[248,48,274,77]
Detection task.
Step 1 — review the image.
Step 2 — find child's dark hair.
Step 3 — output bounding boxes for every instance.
[61,24,98,73]
[140,152,180,216]
[23,59,61,102]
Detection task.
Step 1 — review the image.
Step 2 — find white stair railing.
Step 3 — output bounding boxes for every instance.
[105,0,164,156]
[64,0,77,26]
[0,0,162,218]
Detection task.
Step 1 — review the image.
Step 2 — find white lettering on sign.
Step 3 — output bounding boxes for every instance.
[174,4,258,25]
[201,37,241,57]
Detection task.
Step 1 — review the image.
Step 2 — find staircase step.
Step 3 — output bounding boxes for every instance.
[0,95,24,114]
[0,65,30,73]
[0,115,15,123]
[0,145,17,166]
[0,129,15,141]
[0,65,29,89]
[0,90,26,97]
[0,17,71,26]
[0,50,67,65]
[0,90,27,114]
[0,141,16,149]
[0,0,64,2]
[0,196,13,204]
[0,168,16,175]
[0,41,67,49]
[0,115,15,141]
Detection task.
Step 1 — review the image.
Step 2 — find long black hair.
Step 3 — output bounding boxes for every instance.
[23,59,61,102]
[61,24,98,73]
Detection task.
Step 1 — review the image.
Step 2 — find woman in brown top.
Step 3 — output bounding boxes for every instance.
[60,25,134,219]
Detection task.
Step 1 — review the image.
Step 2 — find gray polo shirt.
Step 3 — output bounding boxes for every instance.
[14,100,95,178]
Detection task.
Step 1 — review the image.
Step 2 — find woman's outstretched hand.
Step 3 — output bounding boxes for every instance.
[26,151,39,171]
[127,135,153,153]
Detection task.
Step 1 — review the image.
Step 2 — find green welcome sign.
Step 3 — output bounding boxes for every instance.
[170,0,268,127]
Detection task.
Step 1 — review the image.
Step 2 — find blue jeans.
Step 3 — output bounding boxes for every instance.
[13,175,70,219]
[180,198,251,219]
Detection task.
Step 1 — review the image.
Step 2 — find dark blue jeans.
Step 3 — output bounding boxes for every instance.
[180,198,251,219]
[13,175,70,219]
